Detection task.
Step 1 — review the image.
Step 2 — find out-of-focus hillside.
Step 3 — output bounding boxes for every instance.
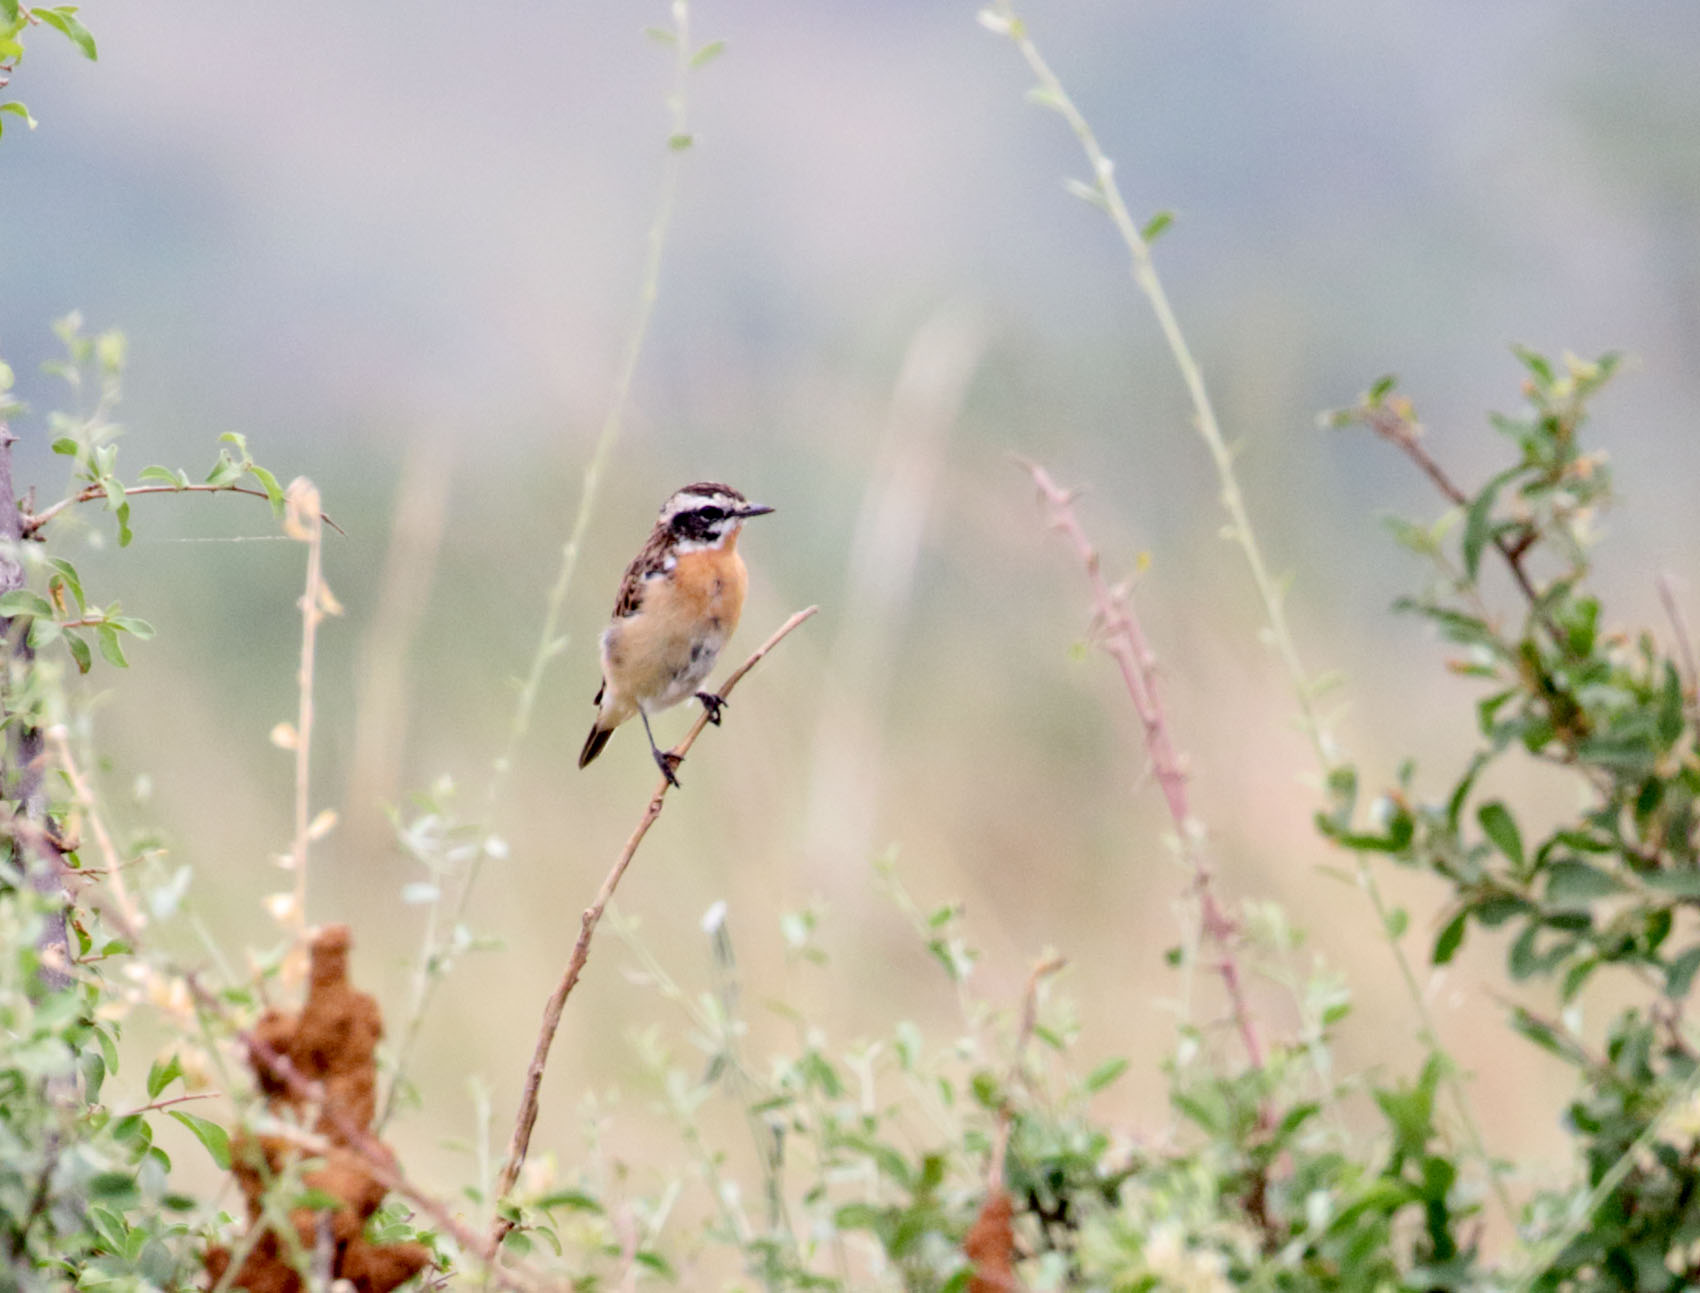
[3,0,1698,1201]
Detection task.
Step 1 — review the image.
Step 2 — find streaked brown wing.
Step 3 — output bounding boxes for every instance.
[611,528,671,620]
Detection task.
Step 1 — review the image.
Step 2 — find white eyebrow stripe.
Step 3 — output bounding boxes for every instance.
[660,491,733,521]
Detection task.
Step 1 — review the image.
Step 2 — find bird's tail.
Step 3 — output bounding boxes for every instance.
[579,722,614,768]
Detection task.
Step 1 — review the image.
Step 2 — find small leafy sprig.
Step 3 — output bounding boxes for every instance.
[0,319,291,679]
[24,315,288,549]
[0,0,98,140]
[39,429,286,551]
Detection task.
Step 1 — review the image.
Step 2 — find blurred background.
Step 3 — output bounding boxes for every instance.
[4,0,1700,1238]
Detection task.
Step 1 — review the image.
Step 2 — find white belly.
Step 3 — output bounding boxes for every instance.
[644,629,725,713]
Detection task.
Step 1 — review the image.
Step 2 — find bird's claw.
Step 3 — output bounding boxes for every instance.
[653,746,683,789]
[696,691,729,726]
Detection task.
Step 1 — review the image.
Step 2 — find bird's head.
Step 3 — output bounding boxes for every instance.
[659,482,774,549]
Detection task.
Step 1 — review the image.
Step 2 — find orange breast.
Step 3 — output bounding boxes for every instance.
[669,543,748,635]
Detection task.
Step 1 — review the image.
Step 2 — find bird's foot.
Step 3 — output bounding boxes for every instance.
[653,746,683,789]
[696,691,729,726]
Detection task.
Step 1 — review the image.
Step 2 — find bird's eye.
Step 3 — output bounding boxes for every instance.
[698,506,726,523]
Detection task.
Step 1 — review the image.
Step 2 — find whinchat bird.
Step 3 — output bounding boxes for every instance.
[579,482,774,787]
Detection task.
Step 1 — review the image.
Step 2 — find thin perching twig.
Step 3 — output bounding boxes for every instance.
[22,481,344,536]
[489,605,818,1246]
[1018,458,1264,1072]
[117,1090,222,1119]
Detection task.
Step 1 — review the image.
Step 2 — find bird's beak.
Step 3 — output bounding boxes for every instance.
[739,503,775,518]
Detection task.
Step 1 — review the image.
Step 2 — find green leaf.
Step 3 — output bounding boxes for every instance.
[1667,946,1700,999]
[635,1251,675,1278]
[47,557,85,611]
[1274,1101,1321,1144]
[100,475,132,544]
[1139,209,1175,243]
[1644,870,1700,900]
[1462,470,1514,581]
[1384,907,1409,938]
[797,1050,844,1098]
[834,1201,884,1233]
[1509,1005,1578,1064]
[64,630,92,674]
[169,1111,231,1170]
[1432,911,1467,965]
[641,24,677,45]
[247,464,285,516]
[35,7,97,60]
[137,465,182,486]
[1477,801,1524,870]
[97,624,128,667]
[1508,923,1545,980]
[0,0,18,27]
[146,1053,183,1100]
[1475,894,1529,926]
[204,452,243,488]
[536,1189,603,1213]
[0,100,35,132]
[1446,752,1490,832]
[1564,595,1600,658]
[1544,859,1625,906]
[689,39,726,69]
[1559,957,1596,1003]
[88,1171,137,1199]
[1658,662,1686,747]
[0,589,53,619]
[1511,343,1554,387]
[667,132,694,151]
[1384,515,1438,557]
[1082,1057,1129,1093]
[110,615,155,638]
[81,1047,105,1102]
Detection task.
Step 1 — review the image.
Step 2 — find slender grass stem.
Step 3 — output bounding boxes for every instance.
[284,479,328,941]
[381,0,702,1127]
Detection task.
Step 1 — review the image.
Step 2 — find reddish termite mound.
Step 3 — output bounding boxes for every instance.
[203,925,430,1293]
